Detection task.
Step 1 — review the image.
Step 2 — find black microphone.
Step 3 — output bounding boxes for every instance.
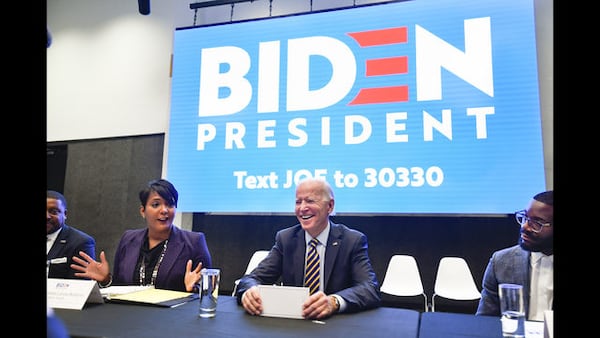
[138,0,150,15]
[47,27,52,48]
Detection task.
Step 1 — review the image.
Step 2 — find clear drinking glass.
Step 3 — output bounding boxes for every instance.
[198,268,220,318]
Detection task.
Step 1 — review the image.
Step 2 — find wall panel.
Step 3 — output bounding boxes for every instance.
[50,134,165,267]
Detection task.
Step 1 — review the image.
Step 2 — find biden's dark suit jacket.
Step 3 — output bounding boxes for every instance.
[236,222,381,313]
[112,226,212,292]
[47,224,96,279]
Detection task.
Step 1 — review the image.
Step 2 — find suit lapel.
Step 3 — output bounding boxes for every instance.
[323,223,341,290]
[157,227,182,284]
[120,231,144,283]
[48,226,69,259]
[293,228,306,286]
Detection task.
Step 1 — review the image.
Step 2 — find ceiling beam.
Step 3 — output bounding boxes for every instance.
[189,0,255,10]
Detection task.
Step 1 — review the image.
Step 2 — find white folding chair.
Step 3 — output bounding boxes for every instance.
[431,256,481,312]
[380,255,428,312]
[231,250,269,296]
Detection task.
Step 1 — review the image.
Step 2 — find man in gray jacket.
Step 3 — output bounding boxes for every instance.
[476,190,553,321]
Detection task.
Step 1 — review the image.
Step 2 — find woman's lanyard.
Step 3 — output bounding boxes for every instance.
[139,239,168,286]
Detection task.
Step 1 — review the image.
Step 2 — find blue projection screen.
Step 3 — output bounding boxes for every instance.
[166,0,545,214]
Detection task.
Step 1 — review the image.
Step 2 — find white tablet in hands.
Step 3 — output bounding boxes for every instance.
[257,285,309,319]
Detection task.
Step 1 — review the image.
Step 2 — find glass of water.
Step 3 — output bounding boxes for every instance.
[499,283,525,338]
[198,268,220,318]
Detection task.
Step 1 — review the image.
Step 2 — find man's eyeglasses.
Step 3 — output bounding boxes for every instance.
[514,210,552,233]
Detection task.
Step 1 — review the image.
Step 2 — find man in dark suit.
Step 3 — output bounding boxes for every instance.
[476,190,553,321]
[236,178,381,319]
[47,190,96,279]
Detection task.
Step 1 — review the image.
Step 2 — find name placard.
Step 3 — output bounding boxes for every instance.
[47,278,104,310]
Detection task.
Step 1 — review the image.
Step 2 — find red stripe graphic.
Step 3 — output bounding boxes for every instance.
[349,86,409,105]
[347,27,408,46]
[365,56,408,76]
[347,26,410,105]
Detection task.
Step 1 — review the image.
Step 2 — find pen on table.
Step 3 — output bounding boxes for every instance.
[312,320,326,324]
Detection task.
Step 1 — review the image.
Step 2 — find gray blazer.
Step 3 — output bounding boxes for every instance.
[235,222,381,313]
[476,245,531,317]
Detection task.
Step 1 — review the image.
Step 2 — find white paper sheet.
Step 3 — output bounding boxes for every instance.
[525,320,545,338]
[100,285,152,298]
[258,285,309,319]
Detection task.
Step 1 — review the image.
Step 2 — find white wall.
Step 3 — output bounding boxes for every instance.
[47,0,356,142]
[47,0,553,188]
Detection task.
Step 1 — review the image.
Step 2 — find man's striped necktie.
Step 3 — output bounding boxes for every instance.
[304,238,320,295]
